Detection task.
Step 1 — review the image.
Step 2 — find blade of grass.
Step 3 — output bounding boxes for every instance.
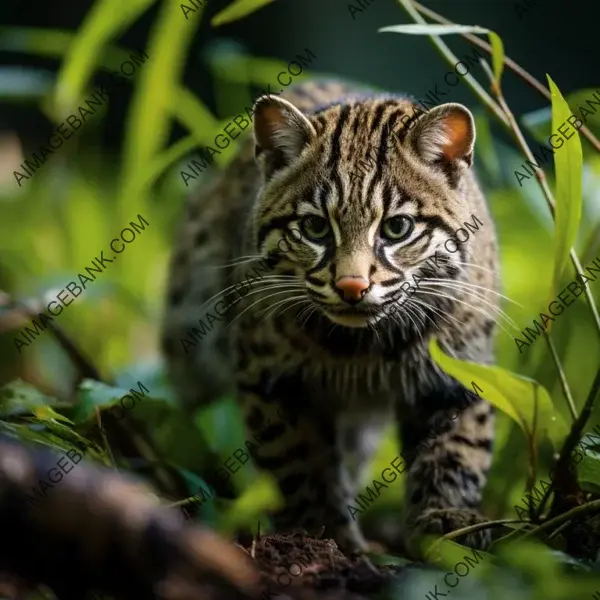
[547,76,583,310]
[211,0,276,27]
[117,0,206,211]
[53,0,158,117]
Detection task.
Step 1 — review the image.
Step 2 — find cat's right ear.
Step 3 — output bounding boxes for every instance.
[252,95,316,177]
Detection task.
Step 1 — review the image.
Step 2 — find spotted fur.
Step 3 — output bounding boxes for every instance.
[162,79,499,555]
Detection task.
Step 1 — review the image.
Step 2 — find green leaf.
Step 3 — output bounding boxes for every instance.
[429,338,567,445]
[33,405,74,425]
[132,398,220,474]
[425,537,493,569]
[71,379,134,424]
[0,379,57,418]
[211,0,276,27]
[118,0,206,209]
[547,76,583,307]
[140,135,199,189]
[379,24,490,36]
[52,0,158,116]
[367,553,411,567]
[379,24,503,86]
[576,434,600,493]
[0,28,220,173]
[217,471,283,534]
[488,31,505,87]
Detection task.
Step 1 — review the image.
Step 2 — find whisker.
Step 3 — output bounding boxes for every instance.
[416,289,514,337]
[402,303,422,342]
[276,298,311,321]
[198,256,263,270]
[327,321,340,338]
[410,296,464,328]
[260,296,309,322]
[192,276,301,316]
[367,309,382,344]
[418,282,519,329]
[297,303,314,324]
[404,299,432,332]
[299,306,318,329]
[420,277,522,308]
[227,290,303,329]
[452,260,500,277]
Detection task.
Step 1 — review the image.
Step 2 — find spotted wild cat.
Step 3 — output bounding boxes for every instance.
[161,80,500,555]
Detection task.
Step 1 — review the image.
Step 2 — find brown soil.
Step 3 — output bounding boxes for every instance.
[239,531,410,600]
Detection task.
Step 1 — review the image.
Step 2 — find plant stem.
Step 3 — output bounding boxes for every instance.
[476,60,578,425]
[411,0,600,152]
[520,498,600,541]
[544,334,577,422]
[395,0,508,128]
[441,518,533,541]
[552,368,600,483]
[478,61,600,349]
[402,0,600,348]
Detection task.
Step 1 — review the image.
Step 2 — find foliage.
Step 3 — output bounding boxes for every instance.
[1,0,600,598]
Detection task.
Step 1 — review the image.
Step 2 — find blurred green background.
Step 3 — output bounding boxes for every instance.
[1,0,600,598]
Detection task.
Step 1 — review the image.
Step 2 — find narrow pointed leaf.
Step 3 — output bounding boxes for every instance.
[547,76,583,307]
[379,24,489,36]
[211,0,276,27]
[429,338,567,445]
[119,0,205,209]
[488,31,505,87]
[53,0,158,116]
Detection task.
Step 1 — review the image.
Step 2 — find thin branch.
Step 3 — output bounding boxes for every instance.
[479,60,600,421]
[95,405,117,469]
[441,518,533,541]
[544,334,577,422]
[547,518,575,540]
[1,291,182,499]
[520,499,600,541]
[411,0,600,152]
[552,368,600,482]
[0,295,103,383]
[166,496,199,510]
[395,0,509,128]
[477,62,600,349]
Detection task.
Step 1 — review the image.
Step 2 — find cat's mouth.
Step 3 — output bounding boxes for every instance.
[321,307,374,328]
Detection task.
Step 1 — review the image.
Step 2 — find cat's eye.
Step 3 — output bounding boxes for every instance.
[300,215,330,241]
[381,216,414,241]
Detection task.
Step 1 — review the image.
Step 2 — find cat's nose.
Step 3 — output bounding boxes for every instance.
[335,276,370,304]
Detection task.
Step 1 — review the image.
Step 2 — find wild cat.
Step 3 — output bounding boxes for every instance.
[162,79,500,554]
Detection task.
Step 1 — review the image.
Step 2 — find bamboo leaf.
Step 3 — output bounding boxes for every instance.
[576,435,600,494]
[379,24,489,35]
[429,338,567,445]
[0,29,220,186]
[488,31,505,88]
[380,23,504,86]
[118,0,205,209]
[211,0,276,27]
[547,76,583,307]
[52,0,158,116]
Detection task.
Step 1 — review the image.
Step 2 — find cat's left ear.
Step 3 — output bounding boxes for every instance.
[407,103,475,168]
[253,95,316,176]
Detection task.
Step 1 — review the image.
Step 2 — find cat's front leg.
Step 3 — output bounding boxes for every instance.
[399,381,495,556]
[237,362,368,554]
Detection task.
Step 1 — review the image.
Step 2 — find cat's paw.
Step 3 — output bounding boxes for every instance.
[405,507,491,558]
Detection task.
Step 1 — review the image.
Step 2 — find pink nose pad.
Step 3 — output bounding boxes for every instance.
[335,276,370,302]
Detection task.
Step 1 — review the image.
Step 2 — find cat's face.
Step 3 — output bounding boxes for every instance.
[252,95,476,330]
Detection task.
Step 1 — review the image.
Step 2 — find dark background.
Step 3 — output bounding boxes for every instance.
[1,0,597,153]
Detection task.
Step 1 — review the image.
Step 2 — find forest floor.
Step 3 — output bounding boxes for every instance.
[240,531,411,600]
